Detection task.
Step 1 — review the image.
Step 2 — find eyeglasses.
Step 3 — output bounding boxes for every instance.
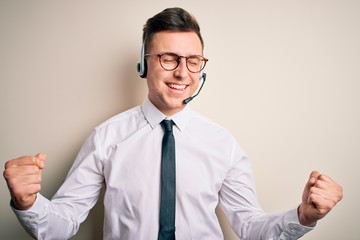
[145,52,208,73]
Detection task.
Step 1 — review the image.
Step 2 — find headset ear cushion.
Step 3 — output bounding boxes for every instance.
[137,61,147,78]
[137,43,147,78]
[141,60,147,78]
[137,62,141,74]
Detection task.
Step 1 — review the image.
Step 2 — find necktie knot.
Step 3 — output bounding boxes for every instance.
[161,120,174,132]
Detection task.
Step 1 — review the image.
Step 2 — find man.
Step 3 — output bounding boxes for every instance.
[3,7,342,240]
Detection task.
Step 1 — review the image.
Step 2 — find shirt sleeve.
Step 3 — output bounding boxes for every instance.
[11,193,77,239]
[218,141,314,240]
[10,130,105,239]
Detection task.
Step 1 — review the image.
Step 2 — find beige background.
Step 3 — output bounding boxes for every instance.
[1,1,359,239]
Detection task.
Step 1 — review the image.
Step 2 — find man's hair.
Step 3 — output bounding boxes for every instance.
[142,7,204,52]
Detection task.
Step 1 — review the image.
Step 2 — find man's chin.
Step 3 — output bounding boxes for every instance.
[162,100,186,114]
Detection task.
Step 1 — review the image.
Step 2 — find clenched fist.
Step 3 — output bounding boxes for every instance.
[298,170,343,226]
[3,153,46,210]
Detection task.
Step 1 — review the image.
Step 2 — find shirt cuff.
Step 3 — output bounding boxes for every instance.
[279,208,314,239]
[11,193,47,215]
[10,193,48,237]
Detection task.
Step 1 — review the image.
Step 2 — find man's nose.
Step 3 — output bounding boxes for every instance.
[174,58,189,79]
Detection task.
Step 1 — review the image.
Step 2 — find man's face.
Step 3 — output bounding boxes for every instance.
[146,31,203,116]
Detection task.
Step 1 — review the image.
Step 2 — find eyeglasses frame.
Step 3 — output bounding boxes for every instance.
[145,52,208,73]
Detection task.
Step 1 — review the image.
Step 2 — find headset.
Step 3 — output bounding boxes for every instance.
[137,43,147,78]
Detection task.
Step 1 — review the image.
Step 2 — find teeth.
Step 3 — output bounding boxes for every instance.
[168,84,186,90]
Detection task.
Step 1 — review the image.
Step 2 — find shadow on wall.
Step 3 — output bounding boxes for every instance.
[116,48,147,112]
[70,51,146,240]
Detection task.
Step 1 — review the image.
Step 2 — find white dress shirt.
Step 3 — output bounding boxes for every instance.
[12,98,313,239]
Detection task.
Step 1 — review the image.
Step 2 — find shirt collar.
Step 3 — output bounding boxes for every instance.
[141,97,192,132]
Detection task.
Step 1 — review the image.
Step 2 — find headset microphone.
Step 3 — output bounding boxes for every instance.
[183,73,207,104]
